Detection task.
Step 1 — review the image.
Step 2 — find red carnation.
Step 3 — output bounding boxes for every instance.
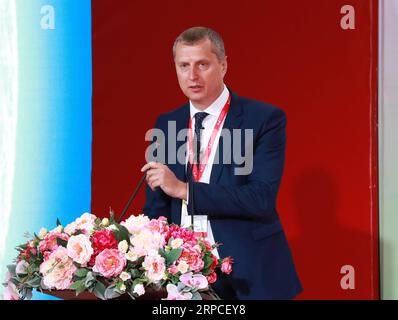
[210,254,218,271]
[166,225,196,243]
[202,240,213,252]
[206,272,217,284]
[89,229,118,266]
[18,242,37,262]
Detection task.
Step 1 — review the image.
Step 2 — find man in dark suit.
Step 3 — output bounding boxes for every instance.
[141,26,302,299]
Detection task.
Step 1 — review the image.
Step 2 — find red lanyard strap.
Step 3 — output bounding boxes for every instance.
[188,94,231,182]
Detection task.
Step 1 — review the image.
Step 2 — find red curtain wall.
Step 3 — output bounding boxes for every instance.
[91,0,379,299]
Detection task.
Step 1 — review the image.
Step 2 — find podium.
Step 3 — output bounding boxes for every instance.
[41,287,220,300]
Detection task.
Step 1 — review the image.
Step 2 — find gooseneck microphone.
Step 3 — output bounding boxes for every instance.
[117,139,162,223]
[117,172,147,223]
[187,162,195,229]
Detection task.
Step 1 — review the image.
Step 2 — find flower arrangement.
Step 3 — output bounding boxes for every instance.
[2,212,233,300]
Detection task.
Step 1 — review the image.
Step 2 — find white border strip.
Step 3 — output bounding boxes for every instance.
[0,0,19,272]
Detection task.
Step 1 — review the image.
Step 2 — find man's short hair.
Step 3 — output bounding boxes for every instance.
[173,26,226,61]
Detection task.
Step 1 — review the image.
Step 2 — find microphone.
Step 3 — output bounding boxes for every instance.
[117,172,146,223]
[188,123,204,232]
[187,162,195,229]
[117,137,162,223]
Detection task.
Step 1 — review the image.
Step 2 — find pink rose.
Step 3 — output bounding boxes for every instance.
[189,257,204,272]
[180,272,208,289]
[3,282,20,300]
[39,232,69,257]
[178,242,204,272]
[65,212,96,235]
[165,284,192,300]
[142,250,166,282]
[167,265,178,275]
[202,240,213,252]
[221,257,233,275]
[39,247,77,290]
[67,234,93,265]
[147,216,169,235]
[93,248,126,278]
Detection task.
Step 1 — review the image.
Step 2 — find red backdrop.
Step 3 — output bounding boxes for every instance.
[91,0,379,299]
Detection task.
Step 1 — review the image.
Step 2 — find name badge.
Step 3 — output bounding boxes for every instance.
[192,215,208,238]
[181,201,208,237]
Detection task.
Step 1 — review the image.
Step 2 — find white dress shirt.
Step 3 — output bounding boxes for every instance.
[180,84,229,258]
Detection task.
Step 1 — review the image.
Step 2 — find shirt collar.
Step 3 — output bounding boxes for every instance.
[189,84,229,119]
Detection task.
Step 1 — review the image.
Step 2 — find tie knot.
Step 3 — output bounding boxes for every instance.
[194,112,209,130]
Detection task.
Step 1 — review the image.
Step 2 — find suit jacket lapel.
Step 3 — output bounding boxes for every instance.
[173,103,190,182]
[210,90,243,184]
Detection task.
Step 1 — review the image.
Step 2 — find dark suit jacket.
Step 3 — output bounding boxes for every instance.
[143,90,302,299]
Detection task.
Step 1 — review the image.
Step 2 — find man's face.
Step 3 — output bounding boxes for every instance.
[174,38,227,109]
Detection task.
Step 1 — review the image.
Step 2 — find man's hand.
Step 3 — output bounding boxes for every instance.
[141,162,187,200]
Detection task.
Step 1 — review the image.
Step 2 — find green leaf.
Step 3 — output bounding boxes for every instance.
[56,238,68,247]
[70,280,87,296]
[75,268,88,278]
[104,285,121,300]
[93,281,106,300]
[201,268,211,276]
[165,248,182,265]
[132,278,145,289]
[129,269,141,279]
[73,229,84,236]
[84,272,95,288]
[127,291,136,300]
[21,288,33,300]
[158,248,167,259]
[191,291,202,300]
[56,218,62,227]
[26,276,41,288]
[113,223,130,244]
[203,254,213,269]
[27,261,40,273]
[168,274,180,285]
[7,264,16,275]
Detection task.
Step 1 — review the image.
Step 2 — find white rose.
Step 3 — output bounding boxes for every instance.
[177,260,189,274]
[108,224,118,231]
[133,284,145,296]
[118,240,129,253]
[63,222,76,235]
[121,215,150,235]
[38,228,48,239]
[125,250,139,262]
[120,272,131,282]
[66,234,93,265]
[171,238,183,249]
[101,218,109,226]
[53,225,63,234]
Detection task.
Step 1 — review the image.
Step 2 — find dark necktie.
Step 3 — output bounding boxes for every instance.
[193,112,209,166]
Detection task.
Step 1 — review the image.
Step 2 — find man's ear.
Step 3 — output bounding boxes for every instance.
[222,56,228,76]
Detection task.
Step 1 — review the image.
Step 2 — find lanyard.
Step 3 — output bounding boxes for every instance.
[188,94,231,182]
